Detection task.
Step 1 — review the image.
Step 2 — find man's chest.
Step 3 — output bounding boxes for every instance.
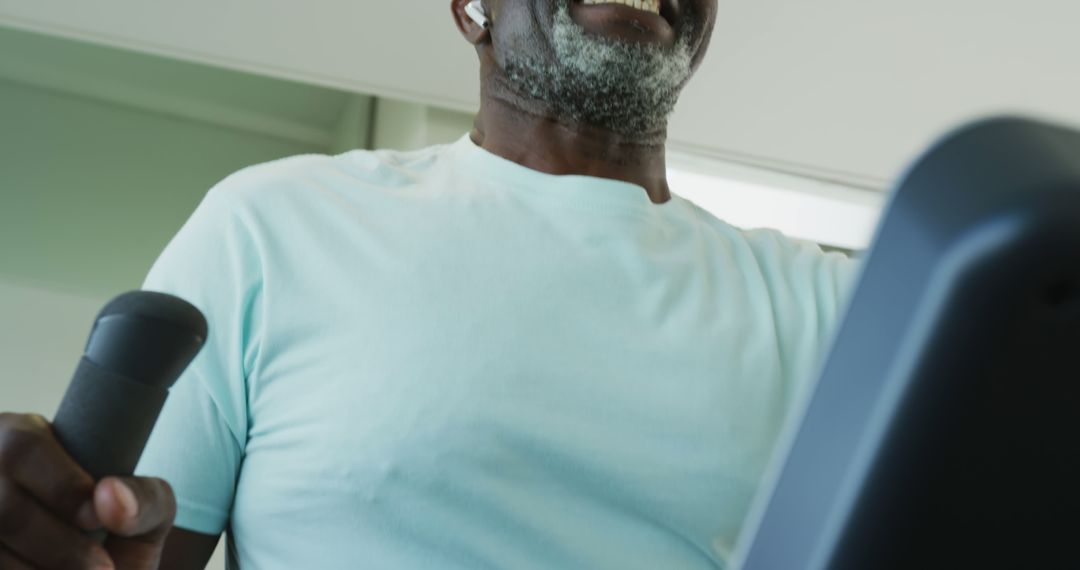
[233,265,788,559]
[229,215,796,561]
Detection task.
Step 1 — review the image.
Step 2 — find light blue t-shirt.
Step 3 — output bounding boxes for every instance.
[137,134,860,569]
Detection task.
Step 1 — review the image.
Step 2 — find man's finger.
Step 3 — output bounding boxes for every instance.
[95,476,176,538]
[0,546,35,570]
[0,479,113,569]
[97,477,177,570]
[0,413,97,526]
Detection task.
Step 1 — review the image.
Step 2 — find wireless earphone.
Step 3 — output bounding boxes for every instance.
[464,0,490,29]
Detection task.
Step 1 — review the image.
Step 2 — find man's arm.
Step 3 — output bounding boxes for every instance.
[160,528,222,570]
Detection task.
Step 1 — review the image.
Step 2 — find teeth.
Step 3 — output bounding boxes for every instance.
[581,0,661,15]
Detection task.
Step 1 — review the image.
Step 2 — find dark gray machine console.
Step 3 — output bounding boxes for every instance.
[735,117,1080,569]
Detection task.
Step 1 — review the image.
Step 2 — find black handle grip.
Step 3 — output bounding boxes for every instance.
[52,356,171,480]
[48,291,207,541]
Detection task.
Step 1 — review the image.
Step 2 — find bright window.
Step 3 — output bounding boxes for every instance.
[668,153,885,252]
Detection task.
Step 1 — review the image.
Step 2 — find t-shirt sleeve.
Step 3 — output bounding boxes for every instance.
[134,180,263,536]
[741,228,863,410]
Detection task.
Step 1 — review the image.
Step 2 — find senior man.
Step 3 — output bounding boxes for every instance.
[0,0,858,568]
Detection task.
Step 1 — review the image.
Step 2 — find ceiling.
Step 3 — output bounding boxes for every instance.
[3,0,1078,191]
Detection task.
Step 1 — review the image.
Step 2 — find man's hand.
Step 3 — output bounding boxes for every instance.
[0,412,176,569]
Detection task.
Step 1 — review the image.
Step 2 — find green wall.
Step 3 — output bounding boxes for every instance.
[0,24,374,297]
[0,24,477,297]
[0,77,330,296]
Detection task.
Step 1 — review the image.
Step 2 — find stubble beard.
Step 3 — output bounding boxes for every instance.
[498,0,697,138]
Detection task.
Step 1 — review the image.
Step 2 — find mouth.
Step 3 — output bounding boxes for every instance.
[583,0,662,16]
[569,0,679,43]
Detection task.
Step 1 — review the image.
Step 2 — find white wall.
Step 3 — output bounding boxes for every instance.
[371,99,475,151]
[2,0,1078,188]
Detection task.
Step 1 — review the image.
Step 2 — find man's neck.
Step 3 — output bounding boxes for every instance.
[471,97,673,205]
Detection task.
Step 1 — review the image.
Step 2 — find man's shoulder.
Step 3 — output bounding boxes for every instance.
[740,226,850,264]
[207,142,454,207]
[681,199,854,265]
[679,199,861,298]
[739,226,861,290]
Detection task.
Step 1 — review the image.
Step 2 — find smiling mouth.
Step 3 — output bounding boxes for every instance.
[570,0,679,36]
[582,0,661,16]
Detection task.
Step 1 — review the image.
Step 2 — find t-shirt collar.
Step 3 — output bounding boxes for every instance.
[449,134,687,220]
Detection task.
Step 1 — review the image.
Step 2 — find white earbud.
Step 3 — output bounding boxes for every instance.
[465,0,490,29]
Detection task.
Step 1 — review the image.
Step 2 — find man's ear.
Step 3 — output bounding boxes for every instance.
[451,0,491,45]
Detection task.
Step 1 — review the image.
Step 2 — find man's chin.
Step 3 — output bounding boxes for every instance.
[496,0,695,138]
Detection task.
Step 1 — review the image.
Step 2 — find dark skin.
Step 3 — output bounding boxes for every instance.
[0,1,718,568]
[451,0,718,204]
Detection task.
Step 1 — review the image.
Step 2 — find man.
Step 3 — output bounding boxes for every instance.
[0,0,858,567]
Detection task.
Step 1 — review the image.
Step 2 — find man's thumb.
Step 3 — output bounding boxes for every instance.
[95,476,177,568]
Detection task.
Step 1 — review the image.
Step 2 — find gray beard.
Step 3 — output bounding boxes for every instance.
[500,0,696,137]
